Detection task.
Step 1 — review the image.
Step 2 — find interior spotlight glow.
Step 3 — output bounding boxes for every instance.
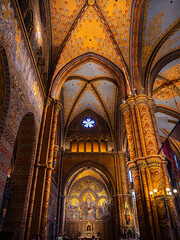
[166,188,170,192]
[154,189,157,193]
[168,191,172,195]
[173,189,177,194]
[150,191,153,196]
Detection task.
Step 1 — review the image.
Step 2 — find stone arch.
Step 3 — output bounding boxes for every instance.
[63,162,115,240]
[2,111,38,239]
[64,160,115,198]
[145,50,180,96]
[49,52,129,100]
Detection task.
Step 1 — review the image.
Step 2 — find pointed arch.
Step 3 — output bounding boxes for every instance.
[49,52,128,99]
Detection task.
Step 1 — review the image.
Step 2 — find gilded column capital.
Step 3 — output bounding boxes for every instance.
[146,155,162,168]
[127,160,138,172]
[120,102,130,113]
[44,97,52,107]
[148,98,156,112]
[127,98,136,108]
[135,94,148,106]
[136,158,147,169]
[54,100,63,113]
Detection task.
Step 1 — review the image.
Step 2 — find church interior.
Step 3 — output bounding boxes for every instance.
[0,0,180,239]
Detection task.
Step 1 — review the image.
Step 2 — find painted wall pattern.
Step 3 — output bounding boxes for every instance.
[0,51,6,123]
[152,29,180,69]
[153,63,180,100]
[0,0,44,121]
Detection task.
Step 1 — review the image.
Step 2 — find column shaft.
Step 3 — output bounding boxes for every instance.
[120,95,180,240]
[40,101,62,237]
[25,97,51,240]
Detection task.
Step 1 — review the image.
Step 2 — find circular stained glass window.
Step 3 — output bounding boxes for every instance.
[82,117,96,128]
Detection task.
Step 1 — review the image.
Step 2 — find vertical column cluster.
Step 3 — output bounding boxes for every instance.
[26,98,62,239]
[120,94,180,240]
[117,151,135,237]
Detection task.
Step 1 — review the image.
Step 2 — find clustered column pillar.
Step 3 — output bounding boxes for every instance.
[117,151,135,236]
[120,94,180,240]
[40,100,62,237]
[25,97,52,240]
[27,99,62,239]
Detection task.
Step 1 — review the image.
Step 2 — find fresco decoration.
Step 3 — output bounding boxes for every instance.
[64,79,86,123]
[93,80,117,128]
[64,78,117,132]
[152,30,180,69]
[52,5,122,81]
[153,61,180,111]
[67,177,110,221]
[69,169,110,185]
[67,84,108,130]
[0,0,44,121]
[0,51,6,123]
[6,74,29,135]
[142,11,164,70]
[153,63,180,100]
[96,0,132,63]
[142,0,180,71]
[50,0,86,58]
[71,62,114,79]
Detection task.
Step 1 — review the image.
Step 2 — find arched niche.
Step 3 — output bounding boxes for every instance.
[1,112,37,239]
[65,168,113,240]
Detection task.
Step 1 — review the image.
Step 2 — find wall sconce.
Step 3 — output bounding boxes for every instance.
[150,191,153,196]
[154,189,157,194]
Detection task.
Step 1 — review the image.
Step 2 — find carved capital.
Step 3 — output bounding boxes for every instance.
[148,98,156,112]
[136,158,147,169]
[127,98,136,108]
[135,95,148,106]
[44,97,52,107]
[120,102,130,114]
[146,155,162,168]
[54,100,62,113]
[127,160,138,172]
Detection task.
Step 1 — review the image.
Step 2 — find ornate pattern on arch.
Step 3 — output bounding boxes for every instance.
[155,104,180,120]
[49,52,128,98]
[146,50,180,95]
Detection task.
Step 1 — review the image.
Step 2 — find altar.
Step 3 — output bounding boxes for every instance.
[77,223,101,239]
[78,231,100,239]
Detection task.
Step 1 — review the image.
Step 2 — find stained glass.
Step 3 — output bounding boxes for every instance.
[82,117,95,128]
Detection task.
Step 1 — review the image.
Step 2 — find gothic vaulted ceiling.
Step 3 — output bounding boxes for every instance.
[48,0,180,133]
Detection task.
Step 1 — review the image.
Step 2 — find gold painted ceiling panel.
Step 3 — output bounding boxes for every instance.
[52,5,122,80]
[50,0,86,58]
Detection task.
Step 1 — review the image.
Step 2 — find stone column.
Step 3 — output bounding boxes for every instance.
[25,97,52,240]
[120,95,180,240]
[117,151,135,237]
[40,101,62,237]
[113,151,123,238]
